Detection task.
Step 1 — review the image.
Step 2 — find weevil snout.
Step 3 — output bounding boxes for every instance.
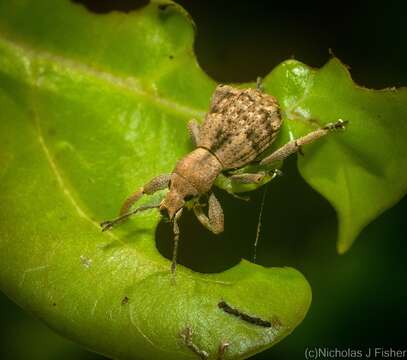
[159,173,198,220]
[159,196,184,221]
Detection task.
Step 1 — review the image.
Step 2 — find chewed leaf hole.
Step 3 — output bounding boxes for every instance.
[155,189,260,273]
[155,158,336,273]
[72,0,149,14]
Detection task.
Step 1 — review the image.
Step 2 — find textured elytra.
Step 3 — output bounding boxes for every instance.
[198,85,282,169]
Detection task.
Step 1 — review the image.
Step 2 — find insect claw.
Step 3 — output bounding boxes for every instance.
[337,119,349,129]
[324,118,349,131]
[273,169,283,177]
[100,221,113,232]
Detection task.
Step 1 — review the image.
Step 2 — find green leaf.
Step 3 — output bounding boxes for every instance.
[264,60,407,253]
[0,1,311,359]
[1,0,406,358]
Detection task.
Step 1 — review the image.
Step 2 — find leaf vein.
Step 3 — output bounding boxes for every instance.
[0,34,206,120]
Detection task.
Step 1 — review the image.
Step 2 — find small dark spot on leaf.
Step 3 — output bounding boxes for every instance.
[52,303,57,307]
[157,3,182,22]
[169,55,174,60]
[121,296,129,305]
[72,0,149,14]
[158,3,174,11]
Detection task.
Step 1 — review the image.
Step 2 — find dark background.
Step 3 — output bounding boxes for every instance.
[1,1,406,359]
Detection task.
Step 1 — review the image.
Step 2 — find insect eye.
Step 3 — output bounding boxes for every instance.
[184,194,194,202]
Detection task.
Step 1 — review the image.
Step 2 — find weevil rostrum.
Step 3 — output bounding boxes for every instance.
[101,82,347,273]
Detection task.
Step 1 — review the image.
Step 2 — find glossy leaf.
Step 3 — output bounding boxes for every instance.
[0,1,311,359]
[264,60,407,252]
[1,0,406,358]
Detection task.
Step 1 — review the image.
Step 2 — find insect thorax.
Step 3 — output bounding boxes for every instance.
[173,148,223,194]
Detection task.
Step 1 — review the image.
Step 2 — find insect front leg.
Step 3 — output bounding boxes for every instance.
[193,192,224,234]
[120,174,171,215]
[187,119,200,147]
[100,174,171,231]
[260,119,347,166]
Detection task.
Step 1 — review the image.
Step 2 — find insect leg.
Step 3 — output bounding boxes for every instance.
[193,193,224,234]
[229,171,266,184]
[187,119,200,147]
[171,208,183,274]
[228,169,282,185]
[120,174,171,215]
[260,119,348,166]
[208,193,224,234]
[100,174,171,231]
[100,204,160,232]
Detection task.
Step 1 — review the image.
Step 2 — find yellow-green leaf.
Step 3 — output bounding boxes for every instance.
[264,60,407,252]
[0,1,311,359]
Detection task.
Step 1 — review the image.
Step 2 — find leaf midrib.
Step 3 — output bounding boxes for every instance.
[0,33,206,119]
[0,32,238,285]
[33,104,234,284]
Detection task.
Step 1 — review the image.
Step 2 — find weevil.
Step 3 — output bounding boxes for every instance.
[101,81,347,273]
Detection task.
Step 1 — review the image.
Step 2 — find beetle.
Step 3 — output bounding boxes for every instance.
[101,82,346,273]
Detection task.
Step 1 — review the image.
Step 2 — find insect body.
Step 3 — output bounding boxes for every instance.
[162,85,281,220]
[101,83,346,273]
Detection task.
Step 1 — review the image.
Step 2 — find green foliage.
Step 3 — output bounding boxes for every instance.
[0,1,310,359]
[0,0,406,359]
[264,60,407,252]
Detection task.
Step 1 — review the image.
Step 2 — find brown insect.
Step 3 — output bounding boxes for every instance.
[101,81,346,273]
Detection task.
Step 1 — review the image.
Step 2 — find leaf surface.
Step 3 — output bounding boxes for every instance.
[1,0,406,358]
[0,1,311,359]
[263,60,407,252]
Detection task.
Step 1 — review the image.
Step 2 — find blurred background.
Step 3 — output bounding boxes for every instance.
[1,0,406,359]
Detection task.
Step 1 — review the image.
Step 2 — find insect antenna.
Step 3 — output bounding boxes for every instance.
[253,185,268,263]
[100,204,160,232]
[171,208,183,275]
